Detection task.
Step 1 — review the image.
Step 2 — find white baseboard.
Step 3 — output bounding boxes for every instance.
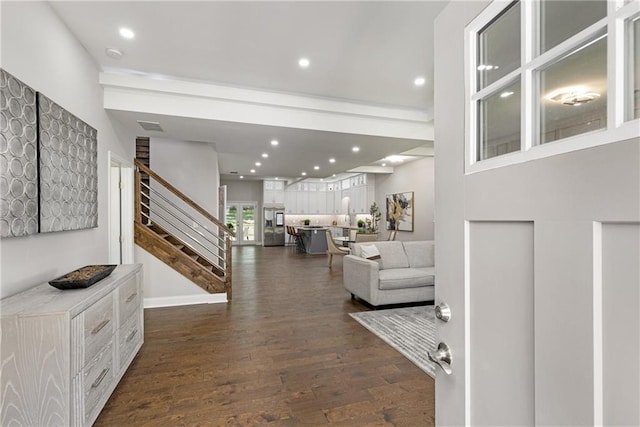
[144,293,227,308]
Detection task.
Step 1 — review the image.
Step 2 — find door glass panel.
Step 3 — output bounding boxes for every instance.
[477,80,521,161]
[631,15,640,120]
[477,1,521,90]
[539,33,607,144]
[241,205,255,242]
[225,206,237,241]
[540,1,606,54]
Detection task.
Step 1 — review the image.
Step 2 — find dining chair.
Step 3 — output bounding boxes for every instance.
[325,230,350,267]
[355,233,378,243]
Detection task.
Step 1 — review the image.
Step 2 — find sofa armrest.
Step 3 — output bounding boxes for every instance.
[343,255,380,303]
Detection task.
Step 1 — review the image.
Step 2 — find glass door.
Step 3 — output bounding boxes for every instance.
[225,203,256,244]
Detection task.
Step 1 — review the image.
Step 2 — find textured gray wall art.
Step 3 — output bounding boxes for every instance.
[38,93,98,232]
[0,69,39,238]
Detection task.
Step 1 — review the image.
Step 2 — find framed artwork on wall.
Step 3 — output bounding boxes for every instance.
[386,191,414,232]
[0,69,39,238]
[38,93,98,232]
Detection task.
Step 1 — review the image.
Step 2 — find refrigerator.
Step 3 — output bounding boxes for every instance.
[263,207,285,246]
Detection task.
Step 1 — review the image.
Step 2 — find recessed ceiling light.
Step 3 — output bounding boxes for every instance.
[250,169,256,173]
[255,162,261,166]
[301,172,307,176]
[271,139,279,146]
[262,153,269,158]
[275,177,279,180]
[500,91,514,98]
[298,58,310,68]
[414,77,426,86]
[119,27,135,39]
[314,166,319,170]
[105,47,123,59]
[332,174,336,177]
[240,175,244,179]
[381,163,387,167]
[352,146,360,153]
[329,158,336,163]
[320,178,324,181]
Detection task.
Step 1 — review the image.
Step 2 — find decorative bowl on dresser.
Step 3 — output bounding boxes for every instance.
[0,264,143,426]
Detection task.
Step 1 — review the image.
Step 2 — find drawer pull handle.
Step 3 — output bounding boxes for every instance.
[91,367,110,389]
[91,319,110,335]
[125,293,137,303]
[126,329,138,343]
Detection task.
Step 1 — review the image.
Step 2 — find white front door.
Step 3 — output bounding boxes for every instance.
[434,1,640,425]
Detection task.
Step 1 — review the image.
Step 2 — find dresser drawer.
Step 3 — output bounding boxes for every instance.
[83,292,114,365]
[118,310,142,369]
[83,342,114,420]
[118,275,139,326]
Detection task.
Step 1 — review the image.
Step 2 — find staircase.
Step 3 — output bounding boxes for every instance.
[134,160,235,299]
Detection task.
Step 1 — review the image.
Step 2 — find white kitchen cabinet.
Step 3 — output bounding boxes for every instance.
[0,264,143,427]
[263,180,285,206]
[284,190,297,213]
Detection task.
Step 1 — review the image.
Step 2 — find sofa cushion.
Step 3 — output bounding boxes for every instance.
[375,241,409,269]
[360,244,381,260]
[403,241,435,268]
[378,268,434,290]
[415,267,435,285]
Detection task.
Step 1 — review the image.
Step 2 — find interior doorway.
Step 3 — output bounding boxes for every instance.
[108,151,134,264]
[225,202,257,245]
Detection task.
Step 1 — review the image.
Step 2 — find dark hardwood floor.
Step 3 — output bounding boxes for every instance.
[96,245,435,426]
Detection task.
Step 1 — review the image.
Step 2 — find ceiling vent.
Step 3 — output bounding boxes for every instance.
[230,171,238,174]
[137,120,163,132]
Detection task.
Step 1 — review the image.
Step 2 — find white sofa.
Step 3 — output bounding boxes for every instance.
[343,240,435,306]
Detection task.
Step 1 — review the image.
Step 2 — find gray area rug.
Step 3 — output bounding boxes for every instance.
[350,305,436,378]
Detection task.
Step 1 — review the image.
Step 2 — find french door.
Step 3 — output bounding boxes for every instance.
[225,203,256,245]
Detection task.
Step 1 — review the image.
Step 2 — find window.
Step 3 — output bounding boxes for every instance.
[467,0,640,171]
[477,2,521,90]
[540,1,606,53]
[539,33,607,144]
[478,80,521,160]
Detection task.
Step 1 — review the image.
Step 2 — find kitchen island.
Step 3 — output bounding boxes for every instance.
[297,227,328,254]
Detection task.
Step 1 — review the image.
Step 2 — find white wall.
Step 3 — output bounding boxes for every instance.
[151,137,219,216]
[221,180,263,205]
[374,157,435,241]
[0,2,132,299]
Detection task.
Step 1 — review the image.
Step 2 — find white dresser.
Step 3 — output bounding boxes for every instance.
[0,264,143,426]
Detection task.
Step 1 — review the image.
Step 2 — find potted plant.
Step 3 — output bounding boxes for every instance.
[357,219,365,230]
[303,219,311,226]
[226,222,235,231]
[367,202,382,233]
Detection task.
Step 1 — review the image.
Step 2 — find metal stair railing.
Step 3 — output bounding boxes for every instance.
[134,159,235,290]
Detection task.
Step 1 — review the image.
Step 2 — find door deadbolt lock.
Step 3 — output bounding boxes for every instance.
[428,342,453,375]
[435,302,451,322]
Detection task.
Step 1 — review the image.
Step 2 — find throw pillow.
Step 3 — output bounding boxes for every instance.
[360,244,381,260]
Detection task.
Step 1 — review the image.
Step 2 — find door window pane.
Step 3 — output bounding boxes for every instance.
[540,1,606,54]
[477,80,521,161]
[225,206,237,241]
[242,205,255,241]
[539,34,607,144]
[632,16,640,120]
[477,1,521,90]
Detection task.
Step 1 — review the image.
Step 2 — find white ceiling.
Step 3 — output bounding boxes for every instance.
[49,1,447,180]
